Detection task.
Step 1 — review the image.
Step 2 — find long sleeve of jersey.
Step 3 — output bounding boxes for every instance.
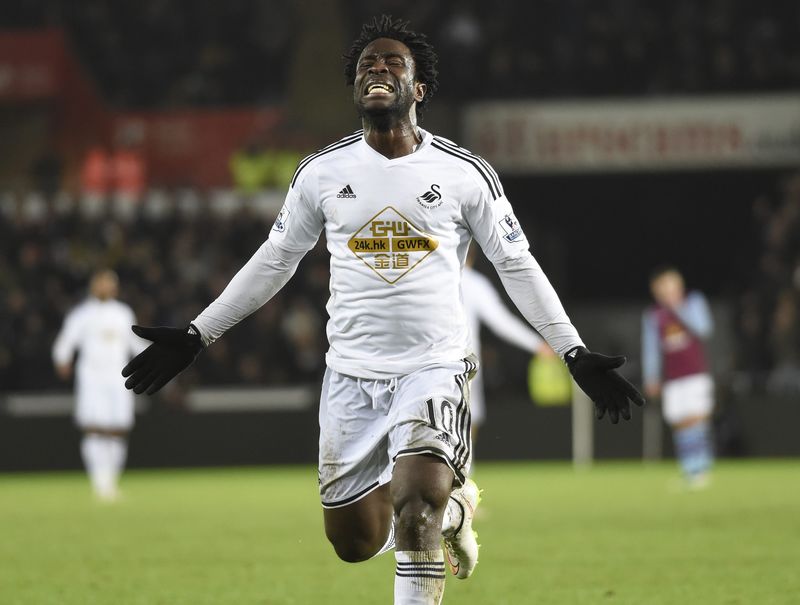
[641,310,662,385]
[53,308,83,365]
[462,183,583,359]
[492,255,583,357]
[467,271,544,353]
[192,183,324,345]
[675,291,713,339]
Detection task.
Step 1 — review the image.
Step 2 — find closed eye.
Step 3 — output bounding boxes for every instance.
[357,53,408,70]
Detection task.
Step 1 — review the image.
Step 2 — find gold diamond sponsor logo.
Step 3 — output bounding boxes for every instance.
[348,206,439,284]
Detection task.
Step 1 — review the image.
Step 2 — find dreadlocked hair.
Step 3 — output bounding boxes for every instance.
[343,15,439,116]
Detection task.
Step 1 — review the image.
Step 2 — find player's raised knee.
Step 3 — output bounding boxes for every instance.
[325,530,381,563]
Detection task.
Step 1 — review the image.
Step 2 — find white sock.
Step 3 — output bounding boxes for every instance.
[372,517,396,558]
[394,550,446,605]
[105,436,128,493]
[441,495,464,535]
[81,434,112,497]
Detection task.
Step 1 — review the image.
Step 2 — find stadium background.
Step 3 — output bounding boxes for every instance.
[2,2,800,604]
[3,0,800,467]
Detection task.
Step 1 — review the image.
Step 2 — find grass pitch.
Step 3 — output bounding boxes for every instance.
[1,460,798,604]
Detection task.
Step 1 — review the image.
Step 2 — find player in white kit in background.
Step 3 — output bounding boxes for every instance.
[122,16,644,605]
[462,246,555,446]
[53,270,146,501]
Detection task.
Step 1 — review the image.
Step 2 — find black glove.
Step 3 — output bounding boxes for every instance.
[122,324,204,395]
[565,346,645,424]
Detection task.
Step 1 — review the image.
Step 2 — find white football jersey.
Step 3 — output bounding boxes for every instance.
[53,298,146,382]
[194,128,582,378]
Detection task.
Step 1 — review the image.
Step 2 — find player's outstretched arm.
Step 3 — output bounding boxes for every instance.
[564,346,645,424]
[121,325,204,395]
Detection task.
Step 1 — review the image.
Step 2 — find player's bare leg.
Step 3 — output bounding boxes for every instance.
[322,456,453,604]
[390,454,452,604]
[322,456,453,560]
[391,455,453,549]
[323,484,393,562]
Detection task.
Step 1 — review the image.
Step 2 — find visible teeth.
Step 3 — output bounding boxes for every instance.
[368,84,392,93]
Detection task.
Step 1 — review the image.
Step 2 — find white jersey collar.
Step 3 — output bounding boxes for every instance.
[360,128,432,164]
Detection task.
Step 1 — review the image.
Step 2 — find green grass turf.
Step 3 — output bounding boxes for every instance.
[1,460,799,604]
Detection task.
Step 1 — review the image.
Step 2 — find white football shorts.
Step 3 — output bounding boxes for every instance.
[662,373,714,425]
[75,374,135,430]
[318,357,477,509]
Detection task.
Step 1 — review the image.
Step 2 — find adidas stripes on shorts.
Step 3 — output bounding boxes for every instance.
[318,357,477,509]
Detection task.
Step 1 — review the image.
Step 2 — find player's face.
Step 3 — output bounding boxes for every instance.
[353,38,426,119]
[651,272,684,308]
[91,272,119,300]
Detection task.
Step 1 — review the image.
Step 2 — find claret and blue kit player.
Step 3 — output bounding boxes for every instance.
[643,266,715,488]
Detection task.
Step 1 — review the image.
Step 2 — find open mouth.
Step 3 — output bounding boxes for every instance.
[364,82,395,96]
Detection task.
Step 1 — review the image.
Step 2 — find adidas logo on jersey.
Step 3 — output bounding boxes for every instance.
[337,185,357,198]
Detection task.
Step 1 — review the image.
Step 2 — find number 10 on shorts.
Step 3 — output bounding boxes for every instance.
[426,397,456,434]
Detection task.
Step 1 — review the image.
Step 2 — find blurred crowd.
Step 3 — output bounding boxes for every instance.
[7,0,295,107]
[3,0,800,397]
[736,173,800,394]
[435,0,800,97]
[3,177,800,395]
[0,190,529,398]
[5,0,800,107]
[0,191,330,392]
